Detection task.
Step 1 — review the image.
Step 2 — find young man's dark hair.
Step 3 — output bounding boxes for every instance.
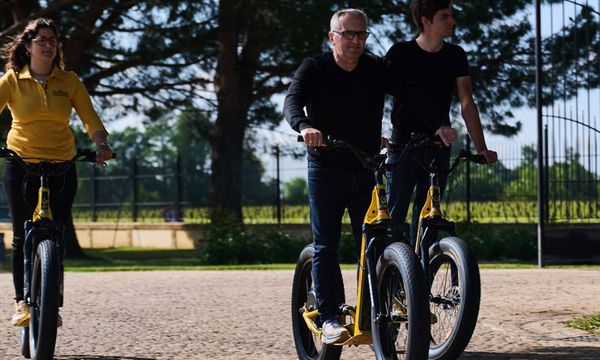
[410,0,452,32]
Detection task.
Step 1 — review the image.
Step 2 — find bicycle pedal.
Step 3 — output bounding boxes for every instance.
[340,304,355,315]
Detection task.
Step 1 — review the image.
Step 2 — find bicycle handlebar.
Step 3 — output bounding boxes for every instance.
[297,132,489,174]
[297,134,379,170]
[0,148,117,176]
[0,147,116,162]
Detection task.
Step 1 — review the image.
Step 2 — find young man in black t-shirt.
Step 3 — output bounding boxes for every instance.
[386,0,498,243]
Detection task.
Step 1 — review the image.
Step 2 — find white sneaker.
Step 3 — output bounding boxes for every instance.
[321,319,350,344]
[11,301,30,327]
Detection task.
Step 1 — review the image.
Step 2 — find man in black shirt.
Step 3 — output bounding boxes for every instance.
[386,0,498,243]
[284,8,451,344]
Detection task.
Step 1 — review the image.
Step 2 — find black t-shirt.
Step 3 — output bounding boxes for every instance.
[284,51,445,168]
[386,40,470,143]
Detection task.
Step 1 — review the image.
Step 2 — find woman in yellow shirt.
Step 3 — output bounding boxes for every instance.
[0,18,113,326]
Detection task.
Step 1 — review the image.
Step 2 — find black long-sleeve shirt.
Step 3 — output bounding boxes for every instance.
[284,52,445,168]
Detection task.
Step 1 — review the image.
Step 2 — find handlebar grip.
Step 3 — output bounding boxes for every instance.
[470,154,487,164]
[297,135,304,142]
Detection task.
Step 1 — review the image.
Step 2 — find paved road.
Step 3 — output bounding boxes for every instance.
[1,269,599,359]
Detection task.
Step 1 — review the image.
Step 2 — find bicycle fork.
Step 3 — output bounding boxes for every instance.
[23,169,64,307]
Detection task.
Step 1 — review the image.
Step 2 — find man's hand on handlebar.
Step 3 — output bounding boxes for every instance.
[434,126,457,147]
[479,149,498,165]
[300,128,326,147]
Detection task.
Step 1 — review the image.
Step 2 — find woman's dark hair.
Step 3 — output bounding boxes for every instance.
[3,17,64,72]
[410,0,452,32]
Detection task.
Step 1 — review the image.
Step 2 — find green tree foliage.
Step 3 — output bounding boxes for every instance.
[283,177,308,205]
[1,1,597,230]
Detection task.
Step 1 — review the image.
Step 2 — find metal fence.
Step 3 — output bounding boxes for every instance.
[539,0,600,224]
[0,133,594,225]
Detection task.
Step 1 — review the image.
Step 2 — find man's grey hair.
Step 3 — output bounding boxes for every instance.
[330,8,368,31]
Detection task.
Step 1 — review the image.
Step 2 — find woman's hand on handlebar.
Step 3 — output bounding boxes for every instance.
[92,130,113,165]
[300,128,326,147]
[94,142,113,166]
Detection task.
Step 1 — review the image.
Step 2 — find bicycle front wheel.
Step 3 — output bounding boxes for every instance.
[291,244,342,360]
[428,236,481,360]
[20,327,30,358]
[29,239,60,360]
[372,241,429,360]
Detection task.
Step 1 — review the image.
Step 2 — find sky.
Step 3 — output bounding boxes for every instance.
[256,1,600,182]
[104,1,600,183]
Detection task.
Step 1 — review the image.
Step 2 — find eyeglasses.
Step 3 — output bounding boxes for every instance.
[32,36,57,47]
[332,30,370,40]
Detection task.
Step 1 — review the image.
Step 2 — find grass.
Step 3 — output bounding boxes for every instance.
[72,200,600,224]
[1,248,599,272]
[63,248,297,272]
[565,314,600,334]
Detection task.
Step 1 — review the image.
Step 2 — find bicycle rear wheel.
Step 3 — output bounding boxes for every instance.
[291,245,342,360]
[372,241,429,360]
[428,237,480,360]
[29,239,60,360]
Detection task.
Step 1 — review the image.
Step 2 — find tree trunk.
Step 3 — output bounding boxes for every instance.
[64,212,86,259]
[62,1,111,73]
[210,0,261,226]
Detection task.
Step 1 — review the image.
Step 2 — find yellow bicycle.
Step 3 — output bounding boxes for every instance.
[291,136,429,360]
[390,133,485,360]
[1,148,113,360]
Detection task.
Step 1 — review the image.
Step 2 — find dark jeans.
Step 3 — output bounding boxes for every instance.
[4,158,77,302]
[307,160,373,323]
[386,145,450,245]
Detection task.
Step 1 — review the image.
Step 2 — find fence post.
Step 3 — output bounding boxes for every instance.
[0,233,4,264]
[544,125,549,223]
[132,149,138,222]
[92,165,98,222]
[176,151,182,221]
[273,145,282,224]
[465,135,471,223]
[535,0,545,267]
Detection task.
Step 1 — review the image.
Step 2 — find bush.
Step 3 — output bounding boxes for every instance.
[200,223,310,265]
[456,223,537,261]
[199,222,537,265]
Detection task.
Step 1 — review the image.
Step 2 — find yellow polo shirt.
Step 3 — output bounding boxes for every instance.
[0,65,107,161]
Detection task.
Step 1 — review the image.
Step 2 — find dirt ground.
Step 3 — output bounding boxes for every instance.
[1,268,599,359]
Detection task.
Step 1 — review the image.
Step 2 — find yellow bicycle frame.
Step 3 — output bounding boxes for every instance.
[415,183,442,253]
[301,184,390,346]
[32,178,53,222]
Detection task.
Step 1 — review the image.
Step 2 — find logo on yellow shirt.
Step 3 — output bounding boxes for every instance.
[52,89,69,97]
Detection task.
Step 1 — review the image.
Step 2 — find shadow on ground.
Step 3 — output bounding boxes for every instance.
[463,347,600,359]
[55,356,156,360]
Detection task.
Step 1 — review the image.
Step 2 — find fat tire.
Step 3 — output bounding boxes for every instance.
[372,241,429,360]
[291,244,342,360]
[29,239,59,360]
[428,237,480,360]
[20,327,30,358]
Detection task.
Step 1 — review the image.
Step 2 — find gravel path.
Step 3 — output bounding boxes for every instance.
[1,269,599,359]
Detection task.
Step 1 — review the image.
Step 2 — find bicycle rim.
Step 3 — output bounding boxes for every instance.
[428,237,480,360]
[429,255,460,347]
